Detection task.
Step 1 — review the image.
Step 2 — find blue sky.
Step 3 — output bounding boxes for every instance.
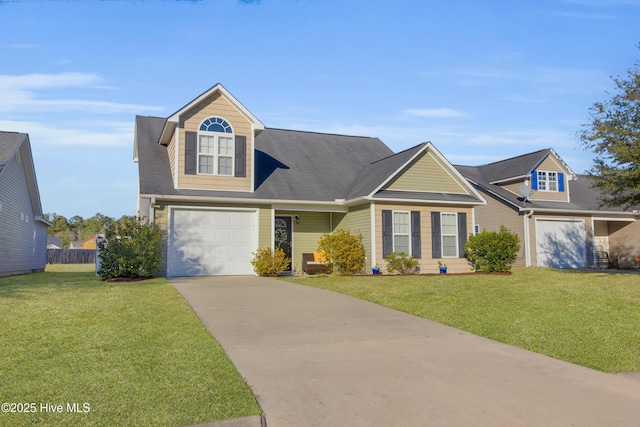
[1,0,638,219]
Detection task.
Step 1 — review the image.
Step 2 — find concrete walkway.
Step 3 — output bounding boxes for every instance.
[171,276,640,427]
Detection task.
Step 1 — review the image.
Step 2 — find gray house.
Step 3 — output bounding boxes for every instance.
[456,149,640,269]
[0,132,49,277]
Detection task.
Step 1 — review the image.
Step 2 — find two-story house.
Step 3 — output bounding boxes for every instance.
[456,149,640,269]
[134,84,487,277]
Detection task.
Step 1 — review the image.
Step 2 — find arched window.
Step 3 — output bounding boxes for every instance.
[197,117,234,176]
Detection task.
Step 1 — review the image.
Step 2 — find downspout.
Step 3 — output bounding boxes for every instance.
[523,209,534,267]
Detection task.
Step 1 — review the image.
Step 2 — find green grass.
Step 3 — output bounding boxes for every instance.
[284,268,640,373]
[0,264,262,427]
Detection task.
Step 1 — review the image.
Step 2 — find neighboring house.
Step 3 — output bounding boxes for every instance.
[135,84,486,277]
[456,149,640,269]
[70,235,97,250]
[0,132,50,277]
[47,235,63,249]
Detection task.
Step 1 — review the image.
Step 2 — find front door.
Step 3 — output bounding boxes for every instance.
[275,216,293,272]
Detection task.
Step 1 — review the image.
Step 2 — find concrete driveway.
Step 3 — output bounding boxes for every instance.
[171,276,640,427]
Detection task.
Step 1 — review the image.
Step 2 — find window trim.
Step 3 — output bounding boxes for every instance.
[392,210,411,255]
[440,212,458,258]
[536,170,558,192]
[197,117,234,176]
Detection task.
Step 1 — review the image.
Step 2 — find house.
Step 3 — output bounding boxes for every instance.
[134,84,486,277]
[47,235,63,249]
[456,149,640,269]
[0,132,50,277]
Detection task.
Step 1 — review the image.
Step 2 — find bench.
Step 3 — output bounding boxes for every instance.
[302,253,329,274]
[595,251,619,269]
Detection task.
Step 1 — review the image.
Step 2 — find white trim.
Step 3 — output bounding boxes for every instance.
[370,202,376,267]
[197,116,235,177]
[440,212,459,258]
[392,210,412,255]
[174,128,180,188]
[272,203,348,213]
[270,207,275,249]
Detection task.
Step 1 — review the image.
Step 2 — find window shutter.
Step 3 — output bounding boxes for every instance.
[558,172,565,192]
[185,131,197,175]
[431,212,441,258]
[382,210,393,257]
[531,170,538,190]
[410,211,421,259]
[234,135,246,177]
[457,212,467,258]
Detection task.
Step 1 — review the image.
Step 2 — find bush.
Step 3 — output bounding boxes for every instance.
[251,247,291,277]
[464,226,520,272]
[385,252,419,274]
[97,217,164,279]
[317,229,366,275]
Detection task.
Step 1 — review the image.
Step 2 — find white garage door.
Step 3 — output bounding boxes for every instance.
[536,219,586,268]
[168,209,256,276]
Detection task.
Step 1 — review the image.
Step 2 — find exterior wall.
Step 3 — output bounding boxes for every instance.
[177,92,253,191]
[152,201,271,276]
[277,210,332,274]
[0,153,47,276]
[529,156,569,203]
[386,151,469,194]
[373,203,474,274]
[167,132,176,185]
[473,192,526,268]
[528,213,594,268]
[607,220,640,268]
[333,204,372,271]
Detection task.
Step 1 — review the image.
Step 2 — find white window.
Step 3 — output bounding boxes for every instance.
[393,211,411,254]
[537,171,558,192]
[441,213,458,257]
[197,117,234,176]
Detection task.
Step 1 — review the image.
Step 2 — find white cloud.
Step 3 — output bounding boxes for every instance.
[0,72,163,113]
[0,120,133,147]
[403,108,469,118]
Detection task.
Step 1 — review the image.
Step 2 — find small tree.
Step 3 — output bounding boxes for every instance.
[464,226,520,273]
[97,217,163,279]
[317,229,366,275]
[251,247,291,277]
[384,252,419,274]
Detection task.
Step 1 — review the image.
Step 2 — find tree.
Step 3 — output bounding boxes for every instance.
[578,51,640,209]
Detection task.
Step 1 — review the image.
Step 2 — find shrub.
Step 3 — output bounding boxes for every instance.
[385,252,419,274]
[317,229,366,275]
[97,216,164,279]
[251,247,291,277]
[464,226,520,272]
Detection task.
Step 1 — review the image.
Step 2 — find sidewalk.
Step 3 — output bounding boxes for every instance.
[172,275,640,427]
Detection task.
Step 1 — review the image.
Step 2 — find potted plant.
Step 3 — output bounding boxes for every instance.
[438,261,447,274]
[372,264,381,275]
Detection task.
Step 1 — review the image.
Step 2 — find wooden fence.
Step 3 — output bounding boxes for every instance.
[47,249,96,264]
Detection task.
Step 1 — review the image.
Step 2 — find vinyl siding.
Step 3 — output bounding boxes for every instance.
[178,92,253,191]
[529,213,593,267]
[472,192,526,268]
[608,220,640,268]
[0,153,47,276]
[386,151,469,194]
[277,210,331,274]
[167,131,176,185]
[333,204,372,271]
[374,203,473,274]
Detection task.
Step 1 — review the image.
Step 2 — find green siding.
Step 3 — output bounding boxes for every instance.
[334,204,372,271]
[386,151,467,193]
[277,210,332,274]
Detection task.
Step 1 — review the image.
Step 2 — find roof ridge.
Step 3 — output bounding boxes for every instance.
[368,141,427,166]
[264,127,380,140]
[477,148,550,168]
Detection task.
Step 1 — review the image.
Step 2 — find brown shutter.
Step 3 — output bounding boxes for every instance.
[234,135,246,177]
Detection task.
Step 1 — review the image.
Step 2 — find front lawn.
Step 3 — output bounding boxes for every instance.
[284,268,640,373]
[0,264,262,427]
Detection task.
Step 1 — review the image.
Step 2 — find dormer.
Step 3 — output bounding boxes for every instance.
[158,84,265,192]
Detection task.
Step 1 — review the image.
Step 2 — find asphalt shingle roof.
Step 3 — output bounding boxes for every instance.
[0,132,27,175]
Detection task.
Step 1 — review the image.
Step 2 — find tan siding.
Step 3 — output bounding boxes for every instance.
[473,193,526,268]
[168,132,176,184]
[277,211,331,274]
[0,153,47,276]
[334,204,372,271]
[374,203,474,274]
[608,220,640,268]
[530,156,569,202]
[386,151,468,194]
[502,179,526,197]
[177,92,253,191]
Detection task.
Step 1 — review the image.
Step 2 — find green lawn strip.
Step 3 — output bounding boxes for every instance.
[0,265,261,427]
[284,268,640,373]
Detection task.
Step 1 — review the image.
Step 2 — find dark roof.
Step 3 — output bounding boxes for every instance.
[474,149,550,183]
[0,131,27,174]
[136,116,394,201]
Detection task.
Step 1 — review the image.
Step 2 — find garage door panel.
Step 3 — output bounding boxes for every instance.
[536,219,586,268]
[168,209,256,276]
